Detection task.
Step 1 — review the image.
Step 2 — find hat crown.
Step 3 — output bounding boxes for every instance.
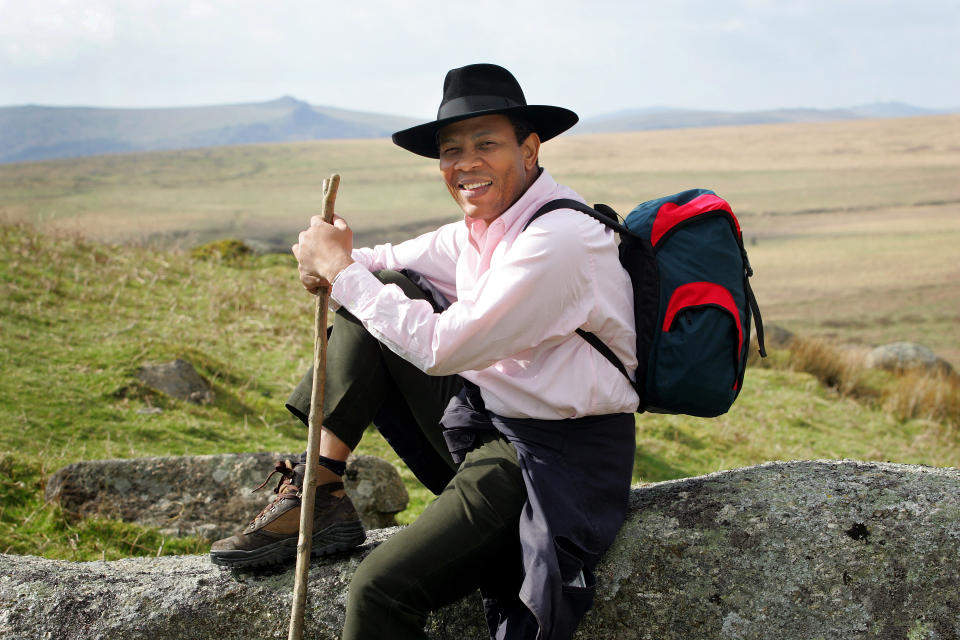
[437,64,527,120]
[392,62,577,158]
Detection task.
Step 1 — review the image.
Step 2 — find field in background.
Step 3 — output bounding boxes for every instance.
[2,221,958,560]
[0,138,453,252]
[2,113,958,366]
[2,115,959,559]
[545,115,960,366]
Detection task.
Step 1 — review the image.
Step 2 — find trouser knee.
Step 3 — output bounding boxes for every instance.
[373,269,444,307]
[346,550,430,633]
[350,554,409,605]
[373,268,405,285]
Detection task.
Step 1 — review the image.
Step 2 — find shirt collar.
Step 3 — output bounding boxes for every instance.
[464,169,558,240]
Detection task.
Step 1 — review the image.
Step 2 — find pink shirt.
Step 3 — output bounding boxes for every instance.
[332,170,639,420]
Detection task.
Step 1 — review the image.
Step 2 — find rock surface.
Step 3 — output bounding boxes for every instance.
[866,341,955,376]
[752,322,795,350]
[45,453,408,539]
[136,359,214,404]
[7,460,960,640]
[341,454,409,529]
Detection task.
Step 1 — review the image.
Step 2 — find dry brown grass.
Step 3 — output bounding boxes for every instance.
[884,369,960,424]
[4,113,958,243]
[3,113,958,368]
[787,337,871,395]
[783,335,959,427]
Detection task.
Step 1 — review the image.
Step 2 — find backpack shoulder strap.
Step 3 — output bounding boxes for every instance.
[522,198,636,388]
[523,198,636,236]
[575,328,632,382]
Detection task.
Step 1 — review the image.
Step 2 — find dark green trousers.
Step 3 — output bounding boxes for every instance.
[343,433,527,640]
[285,271,530,639]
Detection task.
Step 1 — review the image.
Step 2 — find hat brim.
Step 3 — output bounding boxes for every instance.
[392,105,578,159]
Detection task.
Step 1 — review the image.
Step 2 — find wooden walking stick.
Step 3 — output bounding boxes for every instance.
[288,173,340,640]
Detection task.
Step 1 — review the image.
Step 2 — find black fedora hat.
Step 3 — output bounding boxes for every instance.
[392,63,579,159]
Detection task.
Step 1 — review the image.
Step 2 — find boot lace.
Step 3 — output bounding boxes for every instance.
[251,458,301,496]
[246,458,302,526]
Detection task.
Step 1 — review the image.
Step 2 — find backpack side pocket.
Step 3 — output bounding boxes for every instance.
[647,282,743,417]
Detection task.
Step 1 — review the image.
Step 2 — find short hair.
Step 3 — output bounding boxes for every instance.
[506,114,537,146]
[507,114,541,169]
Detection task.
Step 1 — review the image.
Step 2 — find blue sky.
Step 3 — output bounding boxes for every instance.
[1,0,958,118]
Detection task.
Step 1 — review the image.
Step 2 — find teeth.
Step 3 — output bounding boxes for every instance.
[461,180,491,190]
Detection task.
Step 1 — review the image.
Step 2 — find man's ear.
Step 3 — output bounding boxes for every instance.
[522,132,541,171]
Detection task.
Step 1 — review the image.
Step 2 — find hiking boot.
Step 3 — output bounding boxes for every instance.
[209,457,366,569]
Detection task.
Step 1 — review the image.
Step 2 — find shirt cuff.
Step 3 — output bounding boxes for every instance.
[330,261,384,313]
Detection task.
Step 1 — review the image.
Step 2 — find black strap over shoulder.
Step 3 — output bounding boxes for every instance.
[523,198,637,238]
[523,199,636,387]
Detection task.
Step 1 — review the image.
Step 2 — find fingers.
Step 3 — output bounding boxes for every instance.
[297,256,328,291]
[310,213,348,228]
[299,272,326,294]
[292,242,319,293]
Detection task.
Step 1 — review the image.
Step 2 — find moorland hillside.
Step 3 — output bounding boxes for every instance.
[1,113,957,560]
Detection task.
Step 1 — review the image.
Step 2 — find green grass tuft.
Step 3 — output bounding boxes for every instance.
[2,220,959,560]
[190,238,254,265]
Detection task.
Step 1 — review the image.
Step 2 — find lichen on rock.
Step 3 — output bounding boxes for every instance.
[6,460,960,640]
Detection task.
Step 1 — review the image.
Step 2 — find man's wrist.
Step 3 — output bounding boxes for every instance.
[329,258,356,286]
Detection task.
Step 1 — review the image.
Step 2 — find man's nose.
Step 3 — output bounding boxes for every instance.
[454,146,482,170]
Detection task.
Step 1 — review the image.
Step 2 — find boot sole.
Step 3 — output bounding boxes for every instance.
[209,520,366,569]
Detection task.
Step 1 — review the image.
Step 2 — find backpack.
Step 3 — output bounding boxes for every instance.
[524,189,767,417]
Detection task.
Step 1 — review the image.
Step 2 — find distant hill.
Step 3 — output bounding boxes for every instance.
[576,101,953,134]
[846,102,945,119]
[1,97,955,164]
[0,97,419,164]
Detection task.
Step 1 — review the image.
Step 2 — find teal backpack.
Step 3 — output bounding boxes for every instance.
[524,189,766,417]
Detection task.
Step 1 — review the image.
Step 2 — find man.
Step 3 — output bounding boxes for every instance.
[211,63,639,639]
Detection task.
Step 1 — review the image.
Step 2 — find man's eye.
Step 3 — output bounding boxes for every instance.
[441,147,459,156]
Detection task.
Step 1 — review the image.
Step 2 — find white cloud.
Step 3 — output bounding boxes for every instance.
[0,0,957,112]
[0,0,117,64]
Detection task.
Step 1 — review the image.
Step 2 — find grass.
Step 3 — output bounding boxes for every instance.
[3,114,957,364]
[744,202,960,366]
[780,335,960,426]
[4,113,958,241]
[0,140,458,251]
[0,220,463,558]
[1,113,958,560]
[2,220,959,561]
[636,368,959,481]
[1,221,313,559]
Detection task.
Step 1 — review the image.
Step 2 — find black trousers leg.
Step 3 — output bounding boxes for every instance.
[284,270,460,484]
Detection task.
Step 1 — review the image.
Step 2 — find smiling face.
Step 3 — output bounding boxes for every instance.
[437,114,541,226]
